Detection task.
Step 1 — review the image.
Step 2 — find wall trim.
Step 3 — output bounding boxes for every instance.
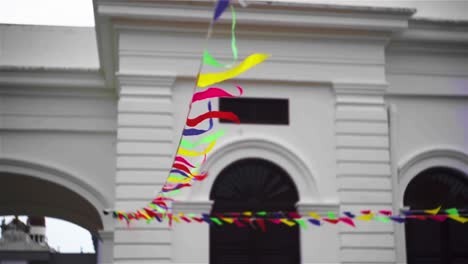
[186,136,321,204]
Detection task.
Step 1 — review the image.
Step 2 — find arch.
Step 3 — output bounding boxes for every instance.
[189,137,319,203]
[209,158,301,264]
[403,167,468,264]
[395,147,468,263]
[0,157,111,232]
[210,158,300,210]
[397,147,468,207]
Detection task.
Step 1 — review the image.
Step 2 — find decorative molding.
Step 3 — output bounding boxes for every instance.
[97,0,413,32]
[333,82,388,95]
[189,136,321,203]
[0,67,106,89]
[119,49,385,67]
[397,147,468,178]
[297,202,340,215]
[116,72,176,87]
[98,230,115,240]
[172,200,213,214]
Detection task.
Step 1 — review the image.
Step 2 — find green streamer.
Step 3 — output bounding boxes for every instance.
[230,5,238,63]
[180,129,225,149]
[203,6,237,68]
[257,211,267,216]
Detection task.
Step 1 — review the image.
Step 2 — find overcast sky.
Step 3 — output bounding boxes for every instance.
[0,0,467,27]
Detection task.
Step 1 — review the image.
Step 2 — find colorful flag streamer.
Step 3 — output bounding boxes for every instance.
[107,1,467,234]
[109,0,270,221]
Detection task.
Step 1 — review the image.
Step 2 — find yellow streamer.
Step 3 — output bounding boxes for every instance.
[177,141,216,157]
[167,177,192,184]
[197,53,270,87]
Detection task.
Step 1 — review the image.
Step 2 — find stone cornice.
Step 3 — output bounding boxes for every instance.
[389,18,468,53]
[116,71,176,87]
[97,0,414,33]
[0,67,107,90]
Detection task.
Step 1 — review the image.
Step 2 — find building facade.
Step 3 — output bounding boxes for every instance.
[0,1,467,264]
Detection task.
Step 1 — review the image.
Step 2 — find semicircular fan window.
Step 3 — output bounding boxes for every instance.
[209,158,300,264]
[210,158,299,212]
[404,167,468,209]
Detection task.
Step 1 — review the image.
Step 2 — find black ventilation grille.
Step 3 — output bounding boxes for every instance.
[219,98,289,125]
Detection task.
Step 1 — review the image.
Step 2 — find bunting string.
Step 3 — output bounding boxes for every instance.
[113,207,468,229]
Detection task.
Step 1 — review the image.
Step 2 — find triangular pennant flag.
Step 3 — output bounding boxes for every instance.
[448,215,468,224]
[429,215,448,222]
[308,212,321,220]
[280,219,296,227]
[324,218,339,224]
[294,219,307,229]
[390,216,406,223]
[339,217,356,227]
[425,206,441,215]
[343,211,355,218]
[446,208,459,216]
[308,219,321,226]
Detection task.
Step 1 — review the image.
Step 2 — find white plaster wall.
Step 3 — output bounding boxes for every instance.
[386,45,468,264]
[0,25,99,68]
[171,79,340,264]
[0,90,117,226]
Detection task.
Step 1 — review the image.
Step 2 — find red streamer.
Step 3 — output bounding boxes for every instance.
[186,111,240,127]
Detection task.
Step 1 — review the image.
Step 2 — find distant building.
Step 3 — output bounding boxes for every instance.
[0,217,95,264]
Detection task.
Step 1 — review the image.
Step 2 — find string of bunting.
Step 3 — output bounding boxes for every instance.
[112,206,468,230]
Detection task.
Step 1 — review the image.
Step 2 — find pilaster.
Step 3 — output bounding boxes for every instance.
[333,82,395,263]
[114,72,176,263]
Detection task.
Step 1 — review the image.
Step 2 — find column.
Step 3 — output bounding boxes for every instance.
[334,82,396,263]
[114,73,176,263]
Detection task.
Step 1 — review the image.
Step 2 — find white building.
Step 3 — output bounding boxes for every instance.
[0,1,467,264]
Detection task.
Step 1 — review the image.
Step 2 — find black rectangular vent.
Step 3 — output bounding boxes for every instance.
[219,98,289,125]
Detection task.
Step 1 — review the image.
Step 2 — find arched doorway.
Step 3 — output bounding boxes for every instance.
[209,158,300,264]
[0,172,103,263]
[404,167,468,264]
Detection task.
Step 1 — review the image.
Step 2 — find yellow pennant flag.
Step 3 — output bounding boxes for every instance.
[280,219,296,227]
[221,217,234,224]
[425,206,441,215]
[308,212,321,220]
[449,215,468,224]
[197,53,270,88]
[357,213,375,221]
